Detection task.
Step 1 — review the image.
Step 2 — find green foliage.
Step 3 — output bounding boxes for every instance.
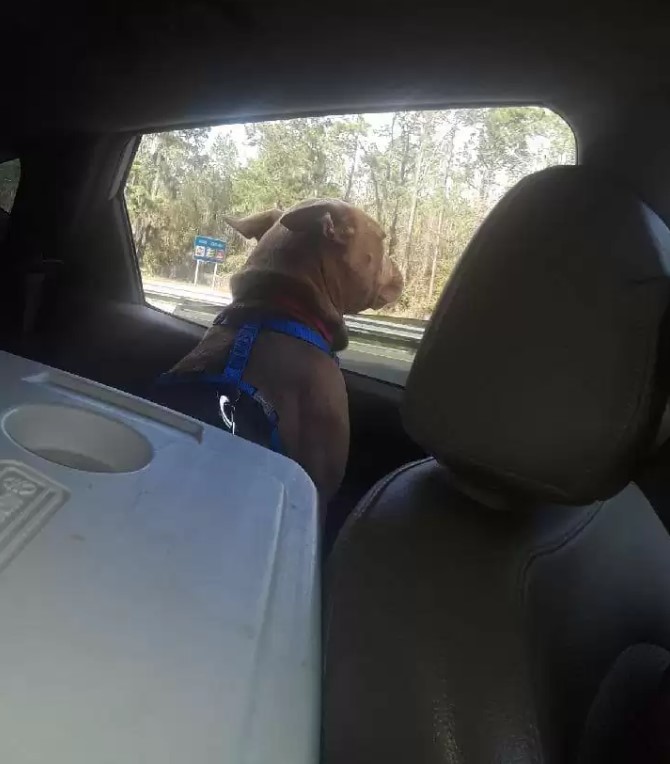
[232,117,367,212]
[125,107,575,317]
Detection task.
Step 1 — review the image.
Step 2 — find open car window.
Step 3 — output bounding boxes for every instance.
[123,107,575,374]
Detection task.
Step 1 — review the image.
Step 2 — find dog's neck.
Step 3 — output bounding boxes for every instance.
[227,270,349,351]
[268,294,335,346]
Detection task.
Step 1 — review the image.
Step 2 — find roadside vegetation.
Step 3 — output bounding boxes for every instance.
[126,108,574,319]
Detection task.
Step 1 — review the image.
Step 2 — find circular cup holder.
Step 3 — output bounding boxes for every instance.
[3,404,153,473]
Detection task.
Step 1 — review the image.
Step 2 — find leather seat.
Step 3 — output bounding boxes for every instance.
[323,166,670,764]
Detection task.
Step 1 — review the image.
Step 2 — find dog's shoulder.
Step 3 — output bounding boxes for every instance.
[169,324,235,373]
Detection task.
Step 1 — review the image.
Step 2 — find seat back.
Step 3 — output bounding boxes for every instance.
[324,167,670,763]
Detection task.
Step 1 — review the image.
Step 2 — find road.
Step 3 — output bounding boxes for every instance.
[143,278,424,352]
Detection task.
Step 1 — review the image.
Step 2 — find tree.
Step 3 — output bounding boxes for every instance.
[124,107,575,318]
[233,118,360,212]
[126,128,213,277]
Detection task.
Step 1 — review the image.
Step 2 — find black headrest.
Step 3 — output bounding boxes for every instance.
[403,166,670,504]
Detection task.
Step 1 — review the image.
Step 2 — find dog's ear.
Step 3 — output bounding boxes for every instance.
[280,201,354,245]
[223,209,282,240]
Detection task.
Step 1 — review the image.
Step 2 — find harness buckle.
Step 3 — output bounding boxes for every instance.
[218,394,236,434]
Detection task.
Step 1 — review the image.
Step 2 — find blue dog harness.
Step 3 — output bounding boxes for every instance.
[157,314,337,454]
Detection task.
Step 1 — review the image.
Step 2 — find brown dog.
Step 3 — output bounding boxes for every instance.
[164,198,403,501]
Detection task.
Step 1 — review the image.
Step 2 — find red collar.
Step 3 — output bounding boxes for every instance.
[270,296,335,346]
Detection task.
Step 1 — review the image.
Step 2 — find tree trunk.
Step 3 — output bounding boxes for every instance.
[380,113,397,227]
[387,123,411,263]
[428,123,457,304]
[402,118,430,283]
[344,135,360,201]
[388,199,400,262]
[428,205,444,303]
[366,157,383,223]
[134,143,163,265]
[385,113,397,189]
[479,158,494,205]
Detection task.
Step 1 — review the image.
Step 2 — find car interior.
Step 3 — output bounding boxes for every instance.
[4,4,670,762]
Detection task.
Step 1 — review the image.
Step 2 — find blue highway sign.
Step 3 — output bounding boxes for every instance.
[193,235,227,263]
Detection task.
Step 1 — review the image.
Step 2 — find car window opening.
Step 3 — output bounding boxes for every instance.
[124,107,575,364]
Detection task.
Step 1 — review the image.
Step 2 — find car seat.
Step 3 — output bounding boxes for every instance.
[323,166,670,763]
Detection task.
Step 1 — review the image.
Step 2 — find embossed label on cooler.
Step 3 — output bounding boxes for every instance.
[0,461,69,569]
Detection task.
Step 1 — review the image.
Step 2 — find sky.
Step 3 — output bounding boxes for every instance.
[207,111,396,163]
[203,108,571,180]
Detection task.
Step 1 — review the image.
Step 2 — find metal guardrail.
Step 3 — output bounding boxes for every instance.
[143,280,425,349]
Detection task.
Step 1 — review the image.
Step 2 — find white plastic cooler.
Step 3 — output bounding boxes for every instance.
[0,350,320,763]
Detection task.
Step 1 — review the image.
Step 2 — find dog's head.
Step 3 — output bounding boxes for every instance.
[224,199,403,316]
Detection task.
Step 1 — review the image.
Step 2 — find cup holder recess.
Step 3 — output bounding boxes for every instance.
[2,404,153,473]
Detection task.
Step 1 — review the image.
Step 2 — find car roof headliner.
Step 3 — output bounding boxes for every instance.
[4,4,670,138]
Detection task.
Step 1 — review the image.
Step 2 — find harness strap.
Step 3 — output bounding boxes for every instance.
[220,321,260,387]
[158,373,278,416]
[262,317,333,355]
[238,381,279,425]
[158,314,336,454]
